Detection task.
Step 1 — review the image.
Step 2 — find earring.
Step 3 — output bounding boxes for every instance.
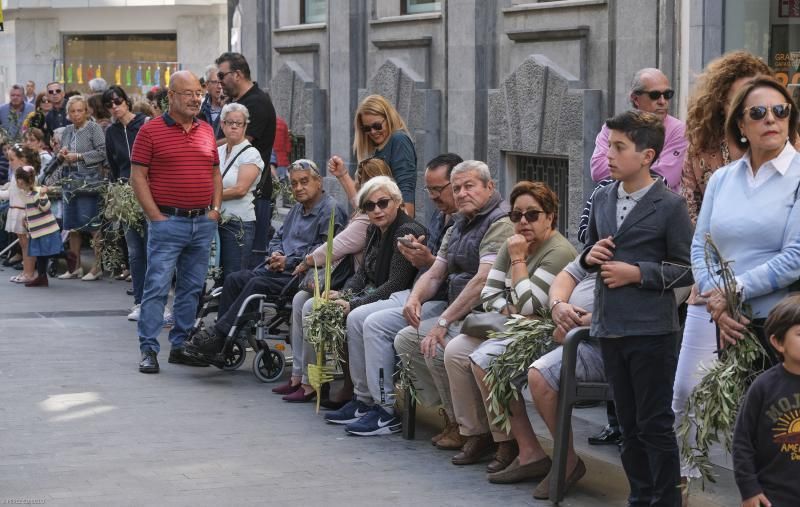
[740,136,748,144]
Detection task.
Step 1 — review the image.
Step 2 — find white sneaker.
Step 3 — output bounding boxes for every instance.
[127,304,141,321]
[163,309,174,328]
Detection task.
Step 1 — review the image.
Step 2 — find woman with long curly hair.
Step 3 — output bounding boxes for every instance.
[351,95,417,217]
[674,50,772,501]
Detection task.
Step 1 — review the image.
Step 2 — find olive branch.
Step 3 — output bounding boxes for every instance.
[676,233,771,486]
[483,311,556,434]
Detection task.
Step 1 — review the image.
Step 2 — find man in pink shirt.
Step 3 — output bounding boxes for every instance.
[590,68,687,193]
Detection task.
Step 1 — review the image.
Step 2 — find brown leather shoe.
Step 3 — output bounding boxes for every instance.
[451,433,495,465]
[487,456,551,484]
[431,408,453,446]
[533,457,586,500]
[435,423,466,450]
[24,274,49,287]
[486,439,519,473]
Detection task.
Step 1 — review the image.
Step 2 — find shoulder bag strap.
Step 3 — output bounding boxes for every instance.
[221,145,255,181]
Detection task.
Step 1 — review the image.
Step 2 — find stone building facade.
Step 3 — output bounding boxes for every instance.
[232,0,678,241]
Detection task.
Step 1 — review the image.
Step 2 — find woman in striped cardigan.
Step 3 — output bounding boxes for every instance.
[16,165,62,287]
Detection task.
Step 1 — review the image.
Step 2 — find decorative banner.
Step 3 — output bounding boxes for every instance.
[0,4,4,32]
[115,65,122,86]
[165,65,171,87]
[780,0,800,17]
[77,63,83,84]
[145,66,151,87]
[67,63,73,84]
[126,66,132,87]
[154,66,161,87]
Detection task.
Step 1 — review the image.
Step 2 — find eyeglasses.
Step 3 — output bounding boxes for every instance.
[104,97,125,109]
[361,121,385,133]
[362,197,393,213]
[509,209,544,223]
[41,99,50,104]
[223,120,245,128]
[207,79,220,85]
[217,71,235,81]
[424,182,451,197]
[744,103,792,121]
[634,89,675,101]
[47,89,63,95]
[172,90,204,100]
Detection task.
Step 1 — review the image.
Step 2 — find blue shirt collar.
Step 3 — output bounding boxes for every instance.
[162,112,199,128]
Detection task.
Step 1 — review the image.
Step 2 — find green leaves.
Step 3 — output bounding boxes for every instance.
[677,235,771,487]
[483,311,556,434]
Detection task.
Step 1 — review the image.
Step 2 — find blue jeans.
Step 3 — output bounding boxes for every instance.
[138,215,216,354]
[125,222,148,305]
[218,218,255,282]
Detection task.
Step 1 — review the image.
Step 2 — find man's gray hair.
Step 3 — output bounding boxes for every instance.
[204,64,218,82]
[450,160,492,185]
[88,77,108,93]
[10,84,24,92]
[220,102,250,124]
[357,175,402,210]
[629,67,667,106]
[288,159,321,180]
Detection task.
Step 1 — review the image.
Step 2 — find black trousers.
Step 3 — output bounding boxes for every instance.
[213,266,294,336]
[600,333,681,507]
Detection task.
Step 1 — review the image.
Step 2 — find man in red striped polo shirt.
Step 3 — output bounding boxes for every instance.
[130,71,223,374]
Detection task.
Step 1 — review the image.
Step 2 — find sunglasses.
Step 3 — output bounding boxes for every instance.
[217,71,235,81]
[635,89,674,101]
[362,197,393,213]
[509,209,544,223]
[48,89,63,95]
[361,121,384,133]
[41,99,50,104]
[744,103,792,121]
[104,97,125,109]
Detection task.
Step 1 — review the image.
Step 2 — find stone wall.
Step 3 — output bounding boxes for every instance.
[487,55,602,244]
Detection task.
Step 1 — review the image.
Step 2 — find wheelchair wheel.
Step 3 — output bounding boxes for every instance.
[253,348,285,383]
[222,339,248,371]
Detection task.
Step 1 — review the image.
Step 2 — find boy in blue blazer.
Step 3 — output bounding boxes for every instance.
[581,110,694,507]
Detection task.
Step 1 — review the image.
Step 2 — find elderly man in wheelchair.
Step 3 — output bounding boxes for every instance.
[183,159,348,364]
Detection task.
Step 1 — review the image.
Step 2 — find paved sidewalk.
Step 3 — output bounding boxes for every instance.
[0,268,735,506]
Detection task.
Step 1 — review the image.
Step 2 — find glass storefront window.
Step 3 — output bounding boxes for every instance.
[404,0,441,14]
[61,34,178,95]
[725,0,800,96]
[303,0,327,23]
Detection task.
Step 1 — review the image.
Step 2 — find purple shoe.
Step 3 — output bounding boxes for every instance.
[272,380,300,395]
[282,388,317,403]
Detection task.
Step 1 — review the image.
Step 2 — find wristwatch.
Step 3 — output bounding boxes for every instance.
[210,206,221,213]
[437,317,449,329]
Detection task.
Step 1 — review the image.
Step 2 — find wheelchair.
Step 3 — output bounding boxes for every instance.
[187,263,297,383]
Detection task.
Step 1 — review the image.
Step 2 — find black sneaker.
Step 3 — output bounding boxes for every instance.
[168,348,209,367]
[185,328,225,355]
[587,424,622,446]
[139,351,159,374]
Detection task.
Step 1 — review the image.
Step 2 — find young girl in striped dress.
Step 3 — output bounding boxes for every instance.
[16,166,62,287]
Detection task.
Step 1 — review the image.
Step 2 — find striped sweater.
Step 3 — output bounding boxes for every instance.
[23,190,60,239]
[482,231,576,315]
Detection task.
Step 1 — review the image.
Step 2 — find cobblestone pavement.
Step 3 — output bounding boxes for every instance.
[0,271,734,506]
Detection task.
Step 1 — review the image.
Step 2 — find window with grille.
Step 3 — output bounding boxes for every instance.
[515,155,569,235]
[302,0,327,23]
[291,134,306,163]
[403,0,441,14]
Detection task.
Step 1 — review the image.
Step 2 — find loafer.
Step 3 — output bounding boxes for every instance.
[82,270,103,281]
[451,433,495,465]
[24,274,49,287]
[282,388,317,403]
[588,424,622,446]
[488,456,551,484]
[533,457,585,500]
[487,440,519,474]
[139,351,159,374]
[58,267,84,280]
[168,348,209,367]
[272,380,300,395]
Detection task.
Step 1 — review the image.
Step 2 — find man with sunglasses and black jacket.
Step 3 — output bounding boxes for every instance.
[589,68,687,194]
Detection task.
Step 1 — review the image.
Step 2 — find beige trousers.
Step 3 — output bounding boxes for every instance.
[444,333,510,441]
[393,313,461,419]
